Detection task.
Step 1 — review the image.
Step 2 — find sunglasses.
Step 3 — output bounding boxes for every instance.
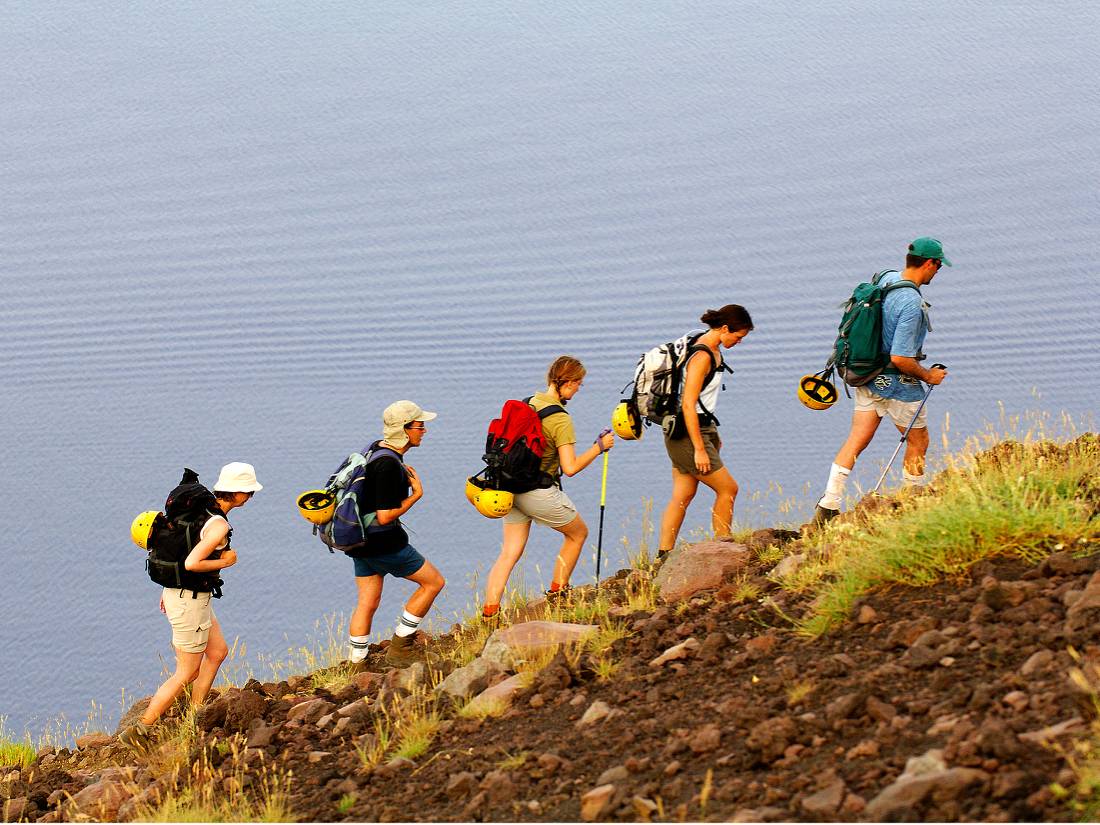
[405,424,427,432]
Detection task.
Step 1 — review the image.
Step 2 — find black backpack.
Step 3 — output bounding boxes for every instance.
[146,469,229,597]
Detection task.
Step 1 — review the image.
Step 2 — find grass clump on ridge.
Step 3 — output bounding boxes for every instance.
[789,427,1099,637]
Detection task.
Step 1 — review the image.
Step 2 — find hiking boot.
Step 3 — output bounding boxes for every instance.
[812,504,840,525]
[348,658,373,674]
[480,612,502,632]
[118,721,152,752]
[384,633,440,668]
[543,584,574,604]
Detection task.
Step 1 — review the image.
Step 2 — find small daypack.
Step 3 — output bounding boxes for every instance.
[826,270,919,387]
[146,468,228,597]
[481,397,566,494]
[629,330,730,429]
[312,442,405,556]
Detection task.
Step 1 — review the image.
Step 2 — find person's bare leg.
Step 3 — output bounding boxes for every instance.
[659,470,700,552]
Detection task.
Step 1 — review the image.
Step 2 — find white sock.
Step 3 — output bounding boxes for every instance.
[395,610,422,638]
[348,634,369,663]
[817,463,851,510]
[903,470,927,487]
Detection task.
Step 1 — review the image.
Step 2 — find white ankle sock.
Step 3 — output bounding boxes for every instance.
[395,610,422,638]
[817,463,851,510]
[348,634,369,663]
[903,470,927,487]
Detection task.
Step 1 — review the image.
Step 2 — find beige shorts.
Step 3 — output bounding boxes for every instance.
[854,385,928,429]
[163,588,214,653]
[664,425,724,475]
[503,485,578,528]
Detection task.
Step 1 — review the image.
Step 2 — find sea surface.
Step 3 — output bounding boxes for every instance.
[2,1,1098,737]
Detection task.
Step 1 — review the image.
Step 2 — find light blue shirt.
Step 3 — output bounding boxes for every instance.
[870,271,928,402]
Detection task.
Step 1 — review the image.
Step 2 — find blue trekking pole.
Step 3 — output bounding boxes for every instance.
[870,364,946,496]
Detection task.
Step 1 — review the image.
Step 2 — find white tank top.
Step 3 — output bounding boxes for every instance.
[693,349,724,417]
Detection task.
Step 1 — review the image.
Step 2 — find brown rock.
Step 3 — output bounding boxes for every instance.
[801,778,845,816]
[1020,649,1054,676]
[857,604,879,624]
[245,722,280,749]
[632,796,658,822]
[480,769,515,805]
[580,784,616,821]
[352,671,384,693]
[689,723,722,754]
[1066,570,1100,631]
[445,771,478,800]
[655,541,750,603]
[825,692,866,722]
[886,617,937,648]
[746,717,798,763]
[649,638,699,667]
[597,765,629,785]
[434,656,505,701]
[74,733,114,750]
[224,688,268,733]
[865,768,988,820]
[65,779,133,821]
[745,633,779,657]
[286,697,335,724]
[537,753,571,772]
[2,797,27,822]
[481,621,598,670]
[866,696,897,723]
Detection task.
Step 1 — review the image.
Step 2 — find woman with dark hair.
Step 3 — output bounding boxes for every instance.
[481,356,615,621]
[658,305,753,554]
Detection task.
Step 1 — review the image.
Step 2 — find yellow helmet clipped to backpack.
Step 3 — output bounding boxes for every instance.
[297,489,336,526]
[611,401,642,441]
[475,488,514,519]
[798,373,839,411]
[465,475,514,518]
[130,510,162,550]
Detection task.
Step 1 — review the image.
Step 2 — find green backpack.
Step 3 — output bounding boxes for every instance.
[826,270,919,387]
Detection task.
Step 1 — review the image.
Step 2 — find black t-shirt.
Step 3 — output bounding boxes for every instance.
[359,448,410,555]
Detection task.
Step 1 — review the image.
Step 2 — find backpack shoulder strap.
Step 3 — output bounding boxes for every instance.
[524,396,567,419]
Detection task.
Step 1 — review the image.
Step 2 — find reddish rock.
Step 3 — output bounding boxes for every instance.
[74,733,114,750]
[655,541,750,602]
[689,723,722,754]
[744,633,779,657]
[746,717,797,763]
[801,777,845,816]
[481,621,597,669]
[580,784,616,821]
[65,779,134,821]
[865,768,988,820]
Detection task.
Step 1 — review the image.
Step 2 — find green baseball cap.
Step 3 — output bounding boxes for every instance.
[908,236,952,266]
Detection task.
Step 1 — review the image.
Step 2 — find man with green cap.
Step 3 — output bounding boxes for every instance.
[813,237,951,523]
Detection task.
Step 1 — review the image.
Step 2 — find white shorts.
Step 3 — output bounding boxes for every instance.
[503,485,578,528]
[163,588,214,653]
[854,386,928,429]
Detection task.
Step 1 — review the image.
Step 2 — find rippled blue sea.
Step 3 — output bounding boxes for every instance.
[2,1,1098,736]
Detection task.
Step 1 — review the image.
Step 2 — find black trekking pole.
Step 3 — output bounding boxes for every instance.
[871,364,946,496]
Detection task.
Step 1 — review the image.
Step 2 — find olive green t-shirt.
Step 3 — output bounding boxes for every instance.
[529,391,575,478]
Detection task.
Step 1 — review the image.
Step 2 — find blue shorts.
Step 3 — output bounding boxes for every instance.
[352,544,426,579]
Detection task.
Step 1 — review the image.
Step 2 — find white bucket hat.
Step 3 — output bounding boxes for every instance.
[213,462,263,493]
[382,400,437,448]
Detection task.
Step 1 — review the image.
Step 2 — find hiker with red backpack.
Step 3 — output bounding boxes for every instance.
[120,463,262,750]
[656,306,754,555]
[480,356,615,622]
[812,237,951,524]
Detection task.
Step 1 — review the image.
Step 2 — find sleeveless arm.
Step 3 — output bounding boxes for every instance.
[184,519,232,572]
[680,350,713,451]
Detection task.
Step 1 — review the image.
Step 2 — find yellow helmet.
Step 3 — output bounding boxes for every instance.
[611,401,642,440]
[130,510,162,550]
[465,477,485,506]
[297,490,336,525]
[798,374,838,411]
[474,488,514,519]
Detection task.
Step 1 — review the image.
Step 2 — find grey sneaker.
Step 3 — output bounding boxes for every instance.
[118,721,152,752]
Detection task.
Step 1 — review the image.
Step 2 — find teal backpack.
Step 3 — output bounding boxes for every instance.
[826,270,919,387]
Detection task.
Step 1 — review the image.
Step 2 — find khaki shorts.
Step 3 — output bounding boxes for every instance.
[163,588,214,653]
[854,385,928,429]
[665,425,724,475]
[503,485,578,528]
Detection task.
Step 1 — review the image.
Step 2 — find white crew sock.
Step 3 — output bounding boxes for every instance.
[817,463,851,510]
[903,470,927,487]
[348,634,370,663]
[394,610,423,638]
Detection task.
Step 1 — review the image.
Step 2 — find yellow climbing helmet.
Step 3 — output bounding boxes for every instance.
[798,374,838,411]
[611,401,642,440]
[297,489,336,525]
[130,510,162,550]
[465,475,513,518]
[474,488,514,519]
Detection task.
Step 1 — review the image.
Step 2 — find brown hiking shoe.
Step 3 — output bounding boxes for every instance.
[812,504,840,525]
[385,633,440,668]
[543,584,574,603]
[118,721,152,752]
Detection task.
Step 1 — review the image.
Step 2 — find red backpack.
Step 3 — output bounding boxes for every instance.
[481,397,566,493]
